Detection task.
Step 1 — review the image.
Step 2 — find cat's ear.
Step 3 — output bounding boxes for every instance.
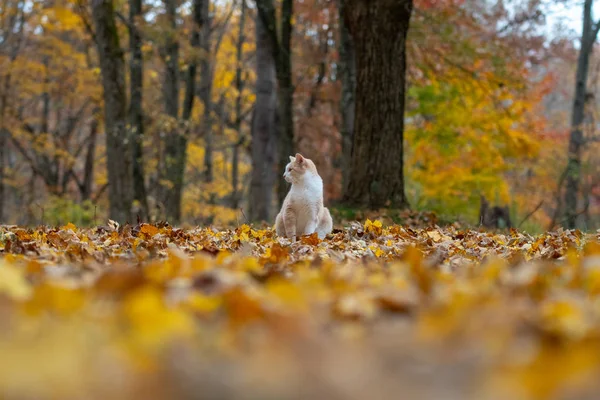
[295,153,304,163]
[289,156,295,162]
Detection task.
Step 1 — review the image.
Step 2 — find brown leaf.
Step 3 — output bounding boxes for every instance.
[139,224,160,237]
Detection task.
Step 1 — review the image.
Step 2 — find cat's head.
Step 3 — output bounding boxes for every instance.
[283,153,317,183]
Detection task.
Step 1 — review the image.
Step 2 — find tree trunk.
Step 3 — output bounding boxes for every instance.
[275,0,293,207]
[182,0,203,121]
[565,0,596,229]
[337,0,355,196]
[255,0,294,207]
[0,127,4,224]
[81,108,99,201]
[129,0,149,220]
[231,0,247,209]
[92,0,134,223]
[161,0,182,223]
[198,0,213,184]
[0,85,8,223]
[342,0,412,209]
[249,12,277,222]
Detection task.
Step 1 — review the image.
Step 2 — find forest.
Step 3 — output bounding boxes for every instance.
[5,1,600,399]
[0,0,595,231]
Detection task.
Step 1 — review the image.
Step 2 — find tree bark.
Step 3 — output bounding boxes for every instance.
[182,0,203,121]
[198,0,213,184]
[342,0,412,209]
[275,0,293,207]
[249,11,277,222]
[81,108,100,201]
[129,0,149,220]
[0,82,8,223]
[92,0,134,223]
[565,0,598,229]
[255,0,294,207]
[161,0,182,223]
[0,125,5,224]
[231,0,247,209]
[337,0,355,195]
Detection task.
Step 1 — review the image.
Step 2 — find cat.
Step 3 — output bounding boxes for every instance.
[275,153,333,241]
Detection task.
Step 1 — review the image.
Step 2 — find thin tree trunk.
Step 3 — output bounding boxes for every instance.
[0,84,8,223]
[342,0,412,209]
[161,0,182,223]
[129,0,149,220]
[198,0,213,184]
[306,40,327,116]
[249,12,277,222]
[0,126,5,224]
[81,108,99,201]
[231,0,247,209]
[182,0,203,121]
[92,0,134,223]
[337,0,355,195]
[565,0,597,229]
[41,57,59,194]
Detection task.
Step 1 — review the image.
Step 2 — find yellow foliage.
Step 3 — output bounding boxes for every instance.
[0,261,32,301]
[0,223,596,398]
[182,141,251,225]
[406,59,546,223]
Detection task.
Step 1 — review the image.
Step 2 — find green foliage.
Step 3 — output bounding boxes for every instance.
[43,197,96,227]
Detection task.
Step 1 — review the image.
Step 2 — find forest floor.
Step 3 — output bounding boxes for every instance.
[0,219,600,400]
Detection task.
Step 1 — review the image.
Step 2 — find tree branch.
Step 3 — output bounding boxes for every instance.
[4,129,46,178]
[75,0,97,43]
[517,200,544,229]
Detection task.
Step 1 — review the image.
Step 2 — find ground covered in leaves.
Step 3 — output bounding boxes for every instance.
[1,220,600,400]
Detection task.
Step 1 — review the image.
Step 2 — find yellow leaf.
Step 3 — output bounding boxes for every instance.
[0,261,32,301]
[266,278,306,311]
[139,224,159,237]
[62,222,76,232]
[122,285,195,348]
[186,293,221,314]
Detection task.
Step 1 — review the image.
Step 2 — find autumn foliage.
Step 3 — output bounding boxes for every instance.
[0,1,592,229]
[2,1,600,397]
[1,220,600,399]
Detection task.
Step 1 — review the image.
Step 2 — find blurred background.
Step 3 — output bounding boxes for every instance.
[0,0,597,231]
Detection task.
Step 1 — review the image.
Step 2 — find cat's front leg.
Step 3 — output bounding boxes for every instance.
[304,217,318,236]
[283,207,297,242]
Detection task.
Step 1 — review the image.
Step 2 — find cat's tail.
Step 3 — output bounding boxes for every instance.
[275,212,285,237]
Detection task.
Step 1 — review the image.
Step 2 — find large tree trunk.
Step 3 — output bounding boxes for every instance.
[92,0,134,223]
[342,0,412,209]
[565,0,597,229]
[129,0,149,220]
[231,0,247,209]
[255,0,294,207]
[249,12,277,222]
[337,0,355,196]
[161,0,182,223]
[275,0,293,206]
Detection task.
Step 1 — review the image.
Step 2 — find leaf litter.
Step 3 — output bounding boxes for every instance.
[0,220,599,399]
